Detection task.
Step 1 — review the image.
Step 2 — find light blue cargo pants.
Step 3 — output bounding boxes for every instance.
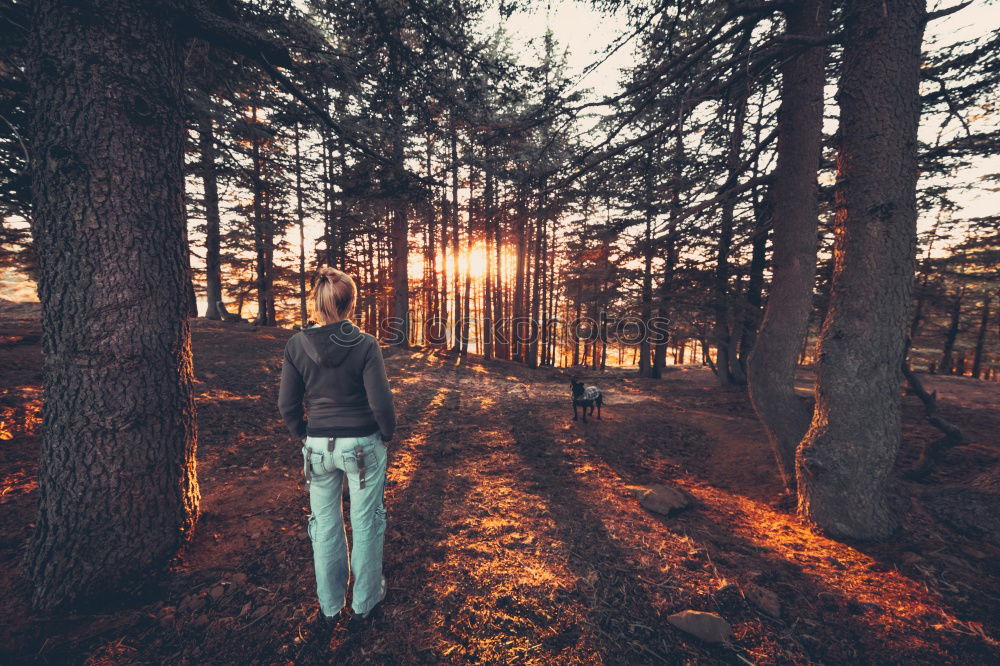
[302,431,387,617]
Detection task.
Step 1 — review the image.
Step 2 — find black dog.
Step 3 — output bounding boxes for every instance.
[571,379,603,423]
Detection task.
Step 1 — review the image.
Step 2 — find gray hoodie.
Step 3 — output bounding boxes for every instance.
[278,320,396,441]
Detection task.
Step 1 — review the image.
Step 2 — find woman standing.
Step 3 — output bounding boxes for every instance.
[278,267,396,627]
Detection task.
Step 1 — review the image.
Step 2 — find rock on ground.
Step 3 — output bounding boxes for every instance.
[667,610,732,644]
[627,483,692,516]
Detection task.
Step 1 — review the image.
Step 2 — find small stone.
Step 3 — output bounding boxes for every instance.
[900,551,924,566]
[209,585,225,601]
[627,484,691,516]
[745,582,781,617]
[667,610,731,644]
[232,573,248,586]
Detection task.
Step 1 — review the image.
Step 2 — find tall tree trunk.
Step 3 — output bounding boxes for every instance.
[294,122,307,327]
[747,0,831,489]
[182,208,198,317]
[263,176,276,325]
[738,188,771,370]
[513,192,527,363]
[971,292,991,379]
[450,120,462,352]
[654,116,684,376]
[24,0,198,610]
[424,140,439,343]
[638,153,655,378]
[713,86,750,386]
[250,106,269,326]
[439,194,449,347]
[572,279,582,366]
[389,111,409,346]
[460,161,474,355]
[493,187,506,359]
[527,184,546,369]
[939,287,964,374]
[546,229,557,365]
[483,157,495,360]
[798,0,926,539]
[738,85,774,372]
[199,112,223,320]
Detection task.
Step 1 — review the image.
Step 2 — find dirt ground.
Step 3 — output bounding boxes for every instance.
[1,320,997,664]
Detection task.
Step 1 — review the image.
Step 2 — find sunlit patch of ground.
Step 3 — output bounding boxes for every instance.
[0,331,996,664]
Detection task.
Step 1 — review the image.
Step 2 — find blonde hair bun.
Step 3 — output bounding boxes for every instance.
[311,267,357,324]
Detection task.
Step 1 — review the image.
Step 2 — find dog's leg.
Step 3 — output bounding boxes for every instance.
[582,403,588,423]
[573,403,578,421]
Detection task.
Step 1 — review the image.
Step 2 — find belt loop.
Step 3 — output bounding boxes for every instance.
[327,437,334,453]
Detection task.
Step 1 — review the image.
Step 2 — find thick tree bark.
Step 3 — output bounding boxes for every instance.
[24,0,199,609]
[747,0,831,489]
[199,112,223,320]
[798,0,926,539]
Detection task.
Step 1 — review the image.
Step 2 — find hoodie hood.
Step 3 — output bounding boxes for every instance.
[300,320,366,368]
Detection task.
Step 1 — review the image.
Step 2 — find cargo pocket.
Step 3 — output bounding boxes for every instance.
[308,450,334,477]
[345,440,380,489]
[341,440,376,476]
[307,514,316,542]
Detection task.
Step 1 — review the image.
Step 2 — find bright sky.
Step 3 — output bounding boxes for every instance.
[496,0,999,233]
[2,1,997,304]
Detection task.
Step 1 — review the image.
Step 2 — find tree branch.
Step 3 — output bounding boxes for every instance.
[926,1,973,23]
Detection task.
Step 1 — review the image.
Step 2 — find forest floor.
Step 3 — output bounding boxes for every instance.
[1,319,998,665]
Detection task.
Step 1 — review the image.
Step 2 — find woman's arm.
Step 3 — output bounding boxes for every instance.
[363,339,397,442]
[278,340,307,439]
